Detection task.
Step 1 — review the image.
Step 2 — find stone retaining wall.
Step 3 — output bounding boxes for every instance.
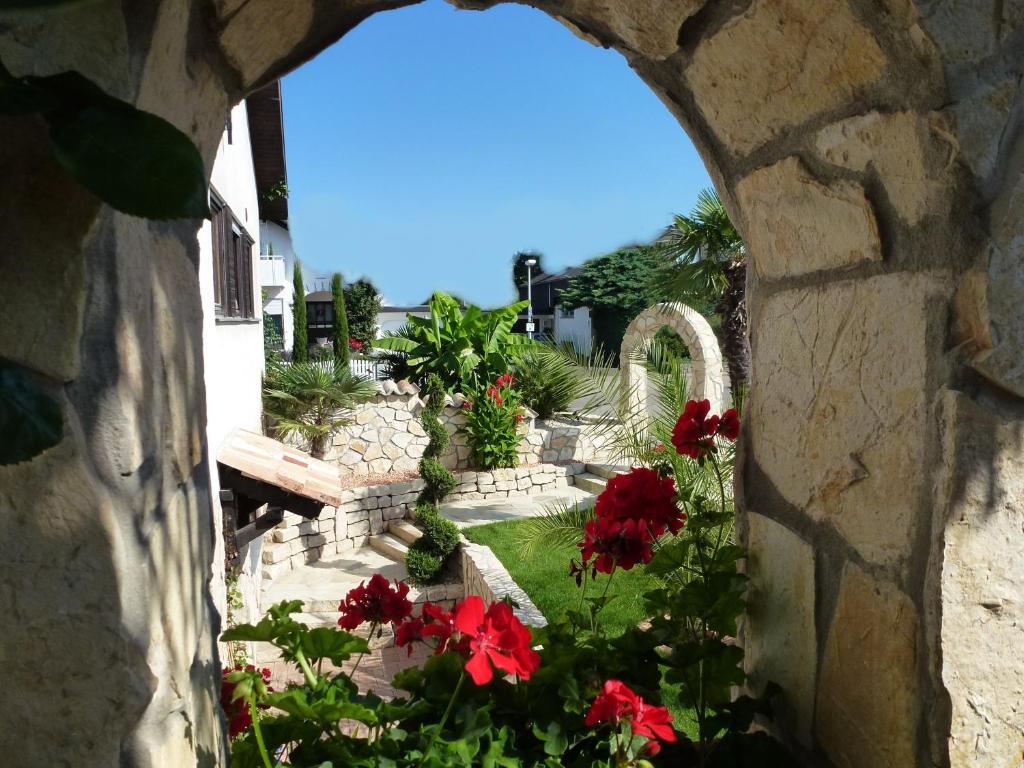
[322,382,611,474]
[460,541,547,628]
[260,463,584,579]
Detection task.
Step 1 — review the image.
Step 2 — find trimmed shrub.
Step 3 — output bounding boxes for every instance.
[405,538,443,584]
[406,374,460,583]
[332,272,350,364]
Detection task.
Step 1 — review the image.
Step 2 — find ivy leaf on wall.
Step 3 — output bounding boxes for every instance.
[0,359,63,466]
[0,69,209,219]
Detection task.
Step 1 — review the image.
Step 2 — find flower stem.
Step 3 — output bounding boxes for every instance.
[249,699,274,768]
[350,621,376,677]
[293,648,318,689]
[418,670,466,766]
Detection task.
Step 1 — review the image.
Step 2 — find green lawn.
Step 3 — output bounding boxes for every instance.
[462,518,698,738]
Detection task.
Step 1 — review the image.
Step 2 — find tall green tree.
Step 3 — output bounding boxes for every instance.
[331,273,350,364]
[558,246,663,355]
[292,261,308,362]
[343,279,382,346]
[653,189,748,394]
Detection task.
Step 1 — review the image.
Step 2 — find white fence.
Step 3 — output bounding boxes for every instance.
[349,356,382,380]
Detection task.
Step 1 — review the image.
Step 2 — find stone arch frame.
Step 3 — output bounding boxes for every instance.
[2,3,1023,767]
[619,302,725,414]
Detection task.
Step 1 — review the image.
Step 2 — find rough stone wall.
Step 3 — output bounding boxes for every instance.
[260,463,585,575]
[2,1,1022,766]
[325,387,611,473]
[461,541,548,627]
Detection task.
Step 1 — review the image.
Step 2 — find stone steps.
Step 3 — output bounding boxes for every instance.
[572,472,609,495]
[388,520,423,545]
[369,532,410,561]
[584,463,627,480]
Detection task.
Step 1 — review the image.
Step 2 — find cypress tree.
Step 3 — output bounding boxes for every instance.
[332,272,350,364]
[292,260,308,362]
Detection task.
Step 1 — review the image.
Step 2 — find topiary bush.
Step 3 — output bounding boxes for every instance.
[404,538,443,584]
[406,374,460,583]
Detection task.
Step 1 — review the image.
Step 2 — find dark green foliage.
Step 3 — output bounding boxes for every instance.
[419,457,457,505]
[558,246,667,357]
[418,504,460,557]
[262,289,283,361]
[512,250,545,287]
[512,344,584,419]
[343,279,382,347]
[407,373,459,582]
[331,273,350,364]
[0,67,208,219]
[0,358,63,465]
[653,325,689,361]
[405,537,444,583]
[292,261,308,362]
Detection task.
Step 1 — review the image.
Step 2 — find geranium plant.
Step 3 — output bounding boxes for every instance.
[223,400,793,767]
[461,373,525,470]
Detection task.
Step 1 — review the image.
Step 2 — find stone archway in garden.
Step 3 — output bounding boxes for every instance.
[2,2,1023,767]
[619,302,725,415]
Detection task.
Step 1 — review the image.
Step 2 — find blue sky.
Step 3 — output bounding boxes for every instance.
[282,0,710,307]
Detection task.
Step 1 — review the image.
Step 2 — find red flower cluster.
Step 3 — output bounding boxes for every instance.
[486,385,504,407]
[461,399,472,410]
[338,573,413,630]
[394,596,540,685]
[671,399,740,459]
[220,665,272,739]
[578,468,683,576]
[348,337,364,352]
[585,679,676,755]
[495,373,515,389]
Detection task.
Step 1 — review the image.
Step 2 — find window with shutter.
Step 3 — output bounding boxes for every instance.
[209,187,256,320]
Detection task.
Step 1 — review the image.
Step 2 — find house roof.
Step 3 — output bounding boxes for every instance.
[246,82,289,227]
[217,428,343,507]
[531,267,583,286]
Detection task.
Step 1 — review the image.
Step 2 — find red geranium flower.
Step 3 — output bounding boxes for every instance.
[496,373,515,389]
[220,665,272,739]
[579,515,655,575]
[394,616,424,656]
[453,595,540,685]
[585,679,676,754]
[717,407,740,441]
[671,399,720,459]
[338,573,413,630]
[420,601,459,654]
[595,467,684,538]
[461,399,472,410]
[348,337,364,351]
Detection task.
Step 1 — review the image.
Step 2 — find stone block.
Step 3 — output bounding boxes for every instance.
[369,509,383,532]
[319,505,336,521]
[462,492,484,500]
[750,273,947,567]
[816,563,918,768]
[393,456,419,472]
[298,520,317,536]
[408,443,425,459]
[382,505,404,521]
[392,431,413,448]
[348,520,370,538]
[936,391,1024,765]
[302,533,328,550]
[261,560,292,581]
[383,442,405,460]
[686,0,888,154]
[743,512,816,746]
[272,526,299,544]
[347,509,369,524]
[736,157,881,280]
[516,477,533,491]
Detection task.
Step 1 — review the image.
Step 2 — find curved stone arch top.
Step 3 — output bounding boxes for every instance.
[619,302,726,416]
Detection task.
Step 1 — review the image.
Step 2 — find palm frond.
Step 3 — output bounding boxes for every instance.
[515,498,596,557]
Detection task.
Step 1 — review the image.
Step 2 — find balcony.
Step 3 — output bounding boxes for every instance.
[259,254,286,287]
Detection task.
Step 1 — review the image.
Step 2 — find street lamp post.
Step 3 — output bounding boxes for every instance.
[525,258,537,340]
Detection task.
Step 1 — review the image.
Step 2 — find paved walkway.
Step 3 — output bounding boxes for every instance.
[439,485,596,528]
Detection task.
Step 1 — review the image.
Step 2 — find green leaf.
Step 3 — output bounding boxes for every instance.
[0,358,62,465]
[646,538,693,576]
[531,721,568,756]
[299,626,369,665]
[29,72,209,219]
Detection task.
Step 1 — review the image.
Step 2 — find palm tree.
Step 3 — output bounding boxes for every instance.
[262,359,377,459]
[653,189,748,398]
